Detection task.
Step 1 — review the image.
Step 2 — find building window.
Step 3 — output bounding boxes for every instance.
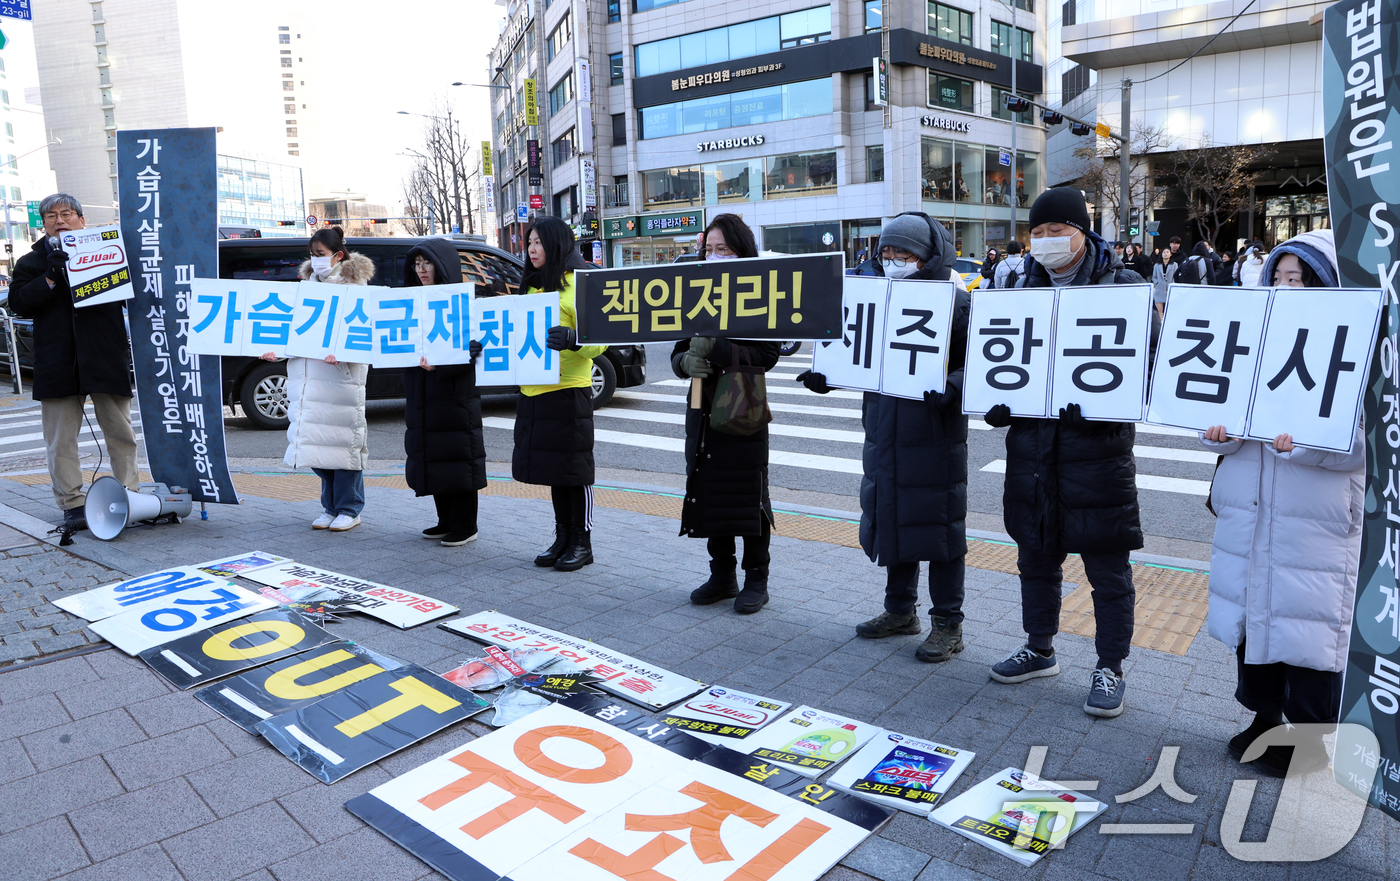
[11,186,20,201]
[634,6,830,78]
[1061,0,1075,26]
[609,53,623,85]
[865,0,881,33]
[864,74,878,111]
[928,73,972,112]
[4,123,11,138]
[280,50,291,55]
[609,175,630,207]
[278,33,290,44]
[990,21,1033,62]
[634,0,687,14]
[928,2,973,45]
[608,0,620,21]
[283,81,294,91]
[639,78,832,139]
[288,150,299,156]
[284,103,296,114]
[867,145,884,183]
[993,88,1034,124]
[549,74,574,117]
[766,151,836,197]
[612,113,626,146]
[921,136,1040,207]
[1062,63,1089,103]
[554,186,577,217]
[1016,0,1033,10]
[764,221,841,254]
[642,166,701,209]
[286,127,298,137]
[281,57,292,68]
[547,15,571,62]
[551,131,575,168]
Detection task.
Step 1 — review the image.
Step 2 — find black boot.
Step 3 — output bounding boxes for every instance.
[690,561,740,605]
[734,566,769,614]
[554,529,594,571]
[534,523,572,567]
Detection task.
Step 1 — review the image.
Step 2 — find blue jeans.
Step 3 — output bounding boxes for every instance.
[312,468,364,517]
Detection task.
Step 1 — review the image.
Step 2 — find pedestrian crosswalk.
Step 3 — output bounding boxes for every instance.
[0,400,145,466]
[481,346,1225,502]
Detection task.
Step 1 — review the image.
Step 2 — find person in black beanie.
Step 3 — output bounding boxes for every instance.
[795,212,973,662]
[983,186,1156,718]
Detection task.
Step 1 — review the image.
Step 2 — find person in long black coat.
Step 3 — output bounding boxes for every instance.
[401,237,487,546]
[797,212,972,662]
[983,187,1157,720]
[674,214,781,615]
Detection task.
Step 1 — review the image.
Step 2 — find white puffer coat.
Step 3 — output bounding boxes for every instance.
[1202,423,1364,673]
[283,252,374,471]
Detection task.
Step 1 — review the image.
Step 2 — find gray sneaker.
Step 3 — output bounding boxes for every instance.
[1084,668,1126,717]
[855,611,921,639]
[990,645,1060,683]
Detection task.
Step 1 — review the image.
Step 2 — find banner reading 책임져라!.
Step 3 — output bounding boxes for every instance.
[1324,0,1398,821]
[573,253,845,344]
[117,128,238,505]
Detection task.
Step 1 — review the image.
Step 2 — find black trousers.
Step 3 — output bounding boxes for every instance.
[1235,643,1344,724]
[1018,547,1135,664]
[551,485,594,532]
[709,519,771,572]
[883,558,967,623]
[432,492,478,534]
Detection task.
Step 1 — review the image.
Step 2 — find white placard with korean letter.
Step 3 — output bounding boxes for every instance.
[369,288,425,368]
[90,584,276,655]
[187,278,246,357]
[963,287,1055,418]
[880,279,955,399]
[473,291,561,386]
[420,283,476,366]
[287,280,344,359]
[332,286,383,364]
[811,275,888,393]
[54,566,242,622]
[1049,284,1153,422]
[62,223,135,308]
[1246,287,1383,452]
[240,280,299,360]
[1147,285,1270,436]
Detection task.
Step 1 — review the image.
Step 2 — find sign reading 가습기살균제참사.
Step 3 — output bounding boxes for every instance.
[573,252,844,344]
[1324,0,1399,822]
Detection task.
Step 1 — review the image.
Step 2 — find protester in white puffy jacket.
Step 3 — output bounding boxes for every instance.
[262,226,374,532]
[1236,243,1267,288]
[1200,228,1358,779]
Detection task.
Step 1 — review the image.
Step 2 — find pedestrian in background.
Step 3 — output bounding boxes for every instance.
[1151,247,1177,317]
[1180,240,1211,285]
[675,214,781,614]
[1129,243,1154,281]
[980,247,999,286]
[797,212,972,661]
[1201,228,1358,778]
[984,187,1156,718]
[993,240,1025,290]
[400,238,486,547]
[9,193,139,532]
[1236,242,1267,287]
[514,216,607,571]
[275,226,373,532]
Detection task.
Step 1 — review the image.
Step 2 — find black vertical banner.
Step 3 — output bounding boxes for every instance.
[117,128,239,505]
[1324,0,1400,820]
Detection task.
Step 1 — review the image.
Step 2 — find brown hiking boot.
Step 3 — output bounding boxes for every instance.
[914,615,964,662]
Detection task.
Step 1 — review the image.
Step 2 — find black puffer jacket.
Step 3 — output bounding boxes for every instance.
[1005,232,1155,555]
[401,238,487,496]
[9,237,132,401]
[849,215,970,564]
[671,337,781,539]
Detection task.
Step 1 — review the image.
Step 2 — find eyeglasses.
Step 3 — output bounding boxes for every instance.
[42,210,80,222]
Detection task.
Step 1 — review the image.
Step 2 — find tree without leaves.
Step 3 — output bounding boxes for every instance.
[403,101,478,236]
[1165,134,1273,246]
[400,166,432,236]
[1068,120,1175,237]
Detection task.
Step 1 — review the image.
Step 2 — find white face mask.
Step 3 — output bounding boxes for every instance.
[881,259,918,279]
[310,255,334,277]
[707,253,737,261]
[1029,234,1078,271]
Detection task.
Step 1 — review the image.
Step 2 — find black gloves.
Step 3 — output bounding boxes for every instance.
[546,325,580,351]
[984,404,1012,428]
[795,370,830,394]
[1058,403,1088,426]
[468,339,483,361]
[45,246,69,280]
[924,383,961,411]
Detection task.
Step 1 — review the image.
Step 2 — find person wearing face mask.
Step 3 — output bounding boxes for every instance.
[400,238,486,547]
[1199,228,1358,778]
[795,213,973,661]
[983,187,1155,718]
[672,214,782,614]
[272,227,374,532]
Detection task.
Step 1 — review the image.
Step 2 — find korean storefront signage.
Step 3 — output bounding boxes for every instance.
[697,134,766,153]
[918,42,997,71]
[639,210,703,236]
[481,141,493,175]
[524,79,539,126]
[603,216,639,239]
[921,115,971,134]
[671,62,785,92]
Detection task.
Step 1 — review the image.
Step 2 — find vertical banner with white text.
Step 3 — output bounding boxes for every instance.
[118,128,238,505]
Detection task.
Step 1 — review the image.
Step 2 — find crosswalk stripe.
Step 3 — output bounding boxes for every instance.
[978,459,1210,496]
[595,407,865,444]
[0,438,126,459]
[616,390,866,420]
[653,379,866,400]
[1133,444,1218,464]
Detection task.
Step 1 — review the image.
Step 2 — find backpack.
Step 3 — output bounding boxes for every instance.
[1001,256,1022,289]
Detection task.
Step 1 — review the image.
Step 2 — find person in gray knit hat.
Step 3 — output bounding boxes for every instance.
[797,213,973,663]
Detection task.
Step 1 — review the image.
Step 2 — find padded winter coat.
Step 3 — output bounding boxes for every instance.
[672,337,781,538]
[401,238,487,496]
[282,253,374,472]
[1203,426,1364,673]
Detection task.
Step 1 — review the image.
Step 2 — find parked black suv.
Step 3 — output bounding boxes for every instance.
[0,236,647,429]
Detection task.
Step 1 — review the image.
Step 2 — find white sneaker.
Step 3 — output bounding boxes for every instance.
[311,513,335,529]
[328,514,361,532]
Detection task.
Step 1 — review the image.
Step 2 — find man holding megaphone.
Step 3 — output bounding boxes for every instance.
[8,193,138,533]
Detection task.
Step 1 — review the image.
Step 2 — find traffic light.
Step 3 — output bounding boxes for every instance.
[3,243,11,254]
[1002,94,1031,114]
[1068,122,1093,136]
[277,220,296,227]
[369,218,387,225]
[1128,225,1141,237]
[1041,110,1063,126]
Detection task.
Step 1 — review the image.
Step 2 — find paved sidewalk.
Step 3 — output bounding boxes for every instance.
[0,467,1394,881]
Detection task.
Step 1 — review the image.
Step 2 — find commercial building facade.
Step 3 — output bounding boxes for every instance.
[488,0,1048,266]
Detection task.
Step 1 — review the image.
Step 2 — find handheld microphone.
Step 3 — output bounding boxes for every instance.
[47,235,60,252]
